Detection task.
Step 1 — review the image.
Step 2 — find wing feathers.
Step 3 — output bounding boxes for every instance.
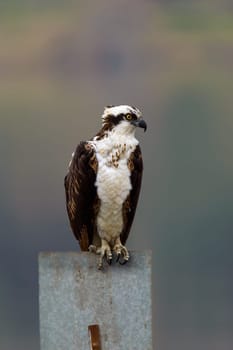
[121,145,143,244]
[64,142,98,250]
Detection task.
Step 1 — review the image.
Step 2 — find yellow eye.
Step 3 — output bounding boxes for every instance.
[125,114,132,120]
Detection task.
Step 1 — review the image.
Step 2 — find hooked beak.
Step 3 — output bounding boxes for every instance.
[131,119,147,132]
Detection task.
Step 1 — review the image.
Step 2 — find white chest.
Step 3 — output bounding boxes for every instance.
[90,133,138,240]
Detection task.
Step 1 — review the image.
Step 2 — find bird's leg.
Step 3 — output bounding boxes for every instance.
[113,237,130,265]
[90,239,112,270]
[88,245,98,253]
[98,239,112,269]
[88,234,101,254]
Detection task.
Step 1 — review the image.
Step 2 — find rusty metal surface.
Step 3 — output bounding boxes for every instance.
[39,251,152,350]
[88,324,102,350]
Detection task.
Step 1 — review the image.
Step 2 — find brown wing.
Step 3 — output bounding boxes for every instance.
[64,142,99,251]
[121,145,143,245]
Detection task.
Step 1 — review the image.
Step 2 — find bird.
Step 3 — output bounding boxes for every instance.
[64,105,147,269]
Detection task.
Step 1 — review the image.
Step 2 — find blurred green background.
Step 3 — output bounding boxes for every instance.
[0,1,233,349]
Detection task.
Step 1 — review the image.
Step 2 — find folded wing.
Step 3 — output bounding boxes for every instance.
[64,142,98,250]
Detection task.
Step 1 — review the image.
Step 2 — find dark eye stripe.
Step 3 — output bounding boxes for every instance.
[104,113,138,126]
[105,114,124,125]
[131,113,138,120]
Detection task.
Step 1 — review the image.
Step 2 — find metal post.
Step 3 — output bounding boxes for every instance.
[39,251,152,350]
[88,324,102,350]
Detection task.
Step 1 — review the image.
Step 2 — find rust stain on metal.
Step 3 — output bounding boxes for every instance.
[88,324,102,350]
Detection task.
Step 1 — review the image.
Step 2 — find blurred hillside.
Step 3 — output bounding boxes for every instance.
[0,1,233,350]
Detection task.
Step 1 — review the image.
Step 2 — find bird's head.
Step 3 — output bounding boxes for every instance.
[101,105,147,136]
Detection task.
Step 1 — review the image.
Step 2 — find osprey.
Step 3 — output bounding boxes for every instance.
[64,105,147,269]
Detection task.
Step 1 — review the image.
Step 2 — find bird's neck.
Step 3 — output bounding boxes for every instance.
[110,121,136,138]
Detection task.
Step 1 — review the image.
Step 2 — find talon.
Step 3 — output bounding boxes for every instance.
[107,257,112,265]
[116,253,121,262]
[98,255,105,270]
[113,239,130,266]
[96,239,112,269]
[119,256,129,265]
[106,250,112,265]
[98,261,103,270]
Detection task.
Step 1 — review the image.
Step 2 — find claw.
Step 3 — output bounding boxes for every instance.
[96,239,112,270]
[116,253,121,263]
[113,239,130,266]
[107,256,112,265]
[119,256,129,265]
[98,258,104,270]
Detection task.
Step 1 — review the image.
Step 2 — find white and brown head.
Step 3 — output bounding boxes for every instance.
[95,105,147,140]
